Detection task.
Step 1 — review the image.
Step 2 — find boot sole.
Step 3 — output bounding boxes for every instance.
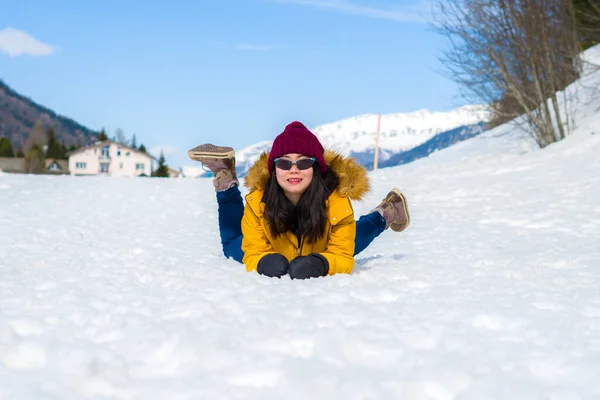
[390,188,410,232]
[187,144,234,161]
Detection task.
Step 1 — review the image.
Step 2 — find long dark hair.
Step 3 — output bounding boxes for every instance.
[263,163,339,244]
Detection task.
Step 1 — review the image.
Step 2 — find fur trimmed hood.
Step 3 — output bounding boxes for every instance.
[244,151,370,201]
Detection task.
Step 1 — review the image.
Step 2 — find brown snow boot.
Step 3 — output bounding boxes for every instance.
[188,144,239,192]
[372,188,410,232]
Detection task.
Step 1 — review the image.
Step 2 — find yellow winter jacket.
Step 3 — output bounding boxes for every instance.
[241,151,370,275]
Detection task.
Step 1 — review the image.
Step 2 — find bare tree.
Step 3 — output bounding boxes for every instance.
[23,120,48,154]
[433,0,583,148]
[574,0,600,49]
[115,128,128,146]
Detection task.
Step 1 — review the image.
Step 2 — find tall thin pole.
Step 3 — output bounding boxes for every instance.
[373,113,381,171]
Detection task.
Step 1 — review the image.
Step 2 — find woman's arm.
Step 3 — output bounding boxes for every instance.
[241,202,276,272]
[319,214,356,275]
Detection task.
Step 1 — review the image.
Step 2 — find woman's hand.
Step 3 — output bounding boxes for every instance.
[257,253,289,278]
[289,254,329,279]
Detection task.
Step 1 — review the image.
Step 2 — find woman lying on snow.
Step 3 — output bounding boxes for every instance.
[188,121,410,279]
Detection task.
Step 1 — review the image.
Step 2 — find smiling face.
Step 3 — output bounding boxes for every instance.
[275,153,314,204]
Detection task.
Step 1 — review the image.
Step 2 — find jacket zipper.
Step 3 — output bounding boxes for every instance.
[297,236,304,256]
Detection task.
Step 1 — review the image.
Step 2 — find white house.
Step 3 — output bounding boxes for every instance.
[68,141,154,177]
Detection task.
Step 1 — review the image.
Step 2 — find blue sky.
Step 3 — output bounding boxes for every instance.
[0,0,461,167]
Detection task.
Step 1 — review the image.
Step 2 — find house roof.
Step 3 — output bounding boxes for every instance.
[66,140,157,161]
[45,159,69,171]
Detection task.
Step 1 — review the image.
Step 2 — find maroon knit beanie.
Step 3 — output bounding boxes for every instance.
[268,121,327,175]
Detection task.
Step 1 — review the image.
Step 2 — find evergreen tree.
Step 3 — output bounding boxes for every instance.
[59,143,68,159]
[131,134,137,149]
[69,144,77,152]
[153,151,169,177]
[45,126,64,159]
[138,144,147,153]
[16,147,25,157]
[46,126,56,147]
[98,128,108,141]
[0,137,14,157]
[25,144,45,174]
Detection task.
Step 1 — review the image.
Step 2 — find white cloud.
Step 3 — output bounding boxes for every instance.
[268,0,432,23]
[0,27,55,57]
[236,43,274,51]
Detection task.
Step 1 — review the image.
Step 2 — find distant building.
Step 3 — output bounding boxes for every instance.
[167,167,181,178]
[0,157,69,175]
[0,157,25,173]
[178,165,207,179]
[67,140,154,177]
[45,159,69,174]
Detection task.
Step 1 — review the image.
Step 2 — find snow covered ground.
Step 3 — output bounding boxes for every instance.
[2,130,599,399]
[2,51,600,400]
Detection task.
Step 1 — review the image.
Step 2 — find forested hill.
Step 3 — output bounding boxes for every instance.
[0,80,98,150]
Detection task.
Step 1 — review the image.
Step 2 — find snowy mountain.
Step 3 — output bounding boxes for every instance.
[235,140,273,177]
[1,45,599,400]
[312,104,488,155]
[376,122,487,169]
[181,105,489,178]
[180,140,272,179]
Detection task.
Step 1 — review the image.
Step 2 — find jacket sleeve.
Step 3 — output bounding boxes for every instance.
[241,202,276,272]
[319,212,356,276]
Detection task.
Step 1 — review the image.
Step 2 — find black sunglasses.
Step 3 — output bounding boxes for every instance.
[273,157,316,171]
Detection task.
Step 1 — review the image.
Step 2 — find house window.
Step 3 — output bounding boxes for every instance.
[120,162,123,169]
[135,163,145,171]
[117,148,121,156]
[76,162,87,169]
[100,163,109,173]
[101,145,110,157]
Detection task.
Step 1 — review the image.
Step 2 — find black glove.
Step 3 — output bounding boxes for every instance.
[288,253,329,280]
[257,253,290,278]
